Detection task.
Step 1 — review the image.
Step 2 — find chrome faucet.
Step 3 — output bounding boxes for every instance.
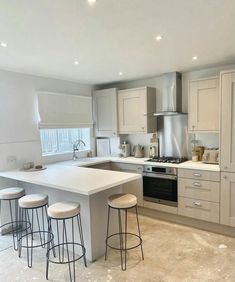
[72,139,86,160]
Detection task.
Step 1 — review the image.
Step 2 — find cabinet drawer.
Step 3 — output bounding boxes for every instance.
[178,197,219,223]
[178,169,220,181]
[178,178,220,203]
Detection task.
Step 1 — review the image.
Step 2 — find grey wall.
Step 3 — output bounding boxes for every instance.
[96,63,235,156]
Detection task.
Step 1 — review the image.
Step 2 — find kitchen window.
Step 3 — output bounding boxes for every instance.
[40,128,90,156]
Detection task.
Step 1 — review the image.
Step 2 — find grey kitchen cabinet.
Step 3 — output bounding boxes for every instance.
[178,168,220,223]
[220,172,235,227]
[220,70,235,172]
[118,87,156,134]
[93,88,118,137]
[188,77,219,132]
[111,162,143,206]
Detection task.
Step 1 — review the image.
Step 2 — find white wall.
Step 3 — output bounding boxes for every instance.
[0,69,93,172]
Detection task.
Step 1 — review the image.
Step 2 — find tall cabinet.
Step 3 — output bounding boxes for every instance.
[220,70,235,227]
[93,88,118,137]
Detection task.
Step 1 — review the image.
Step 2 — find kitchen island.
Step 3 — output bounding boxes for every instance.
[0,164,141,261]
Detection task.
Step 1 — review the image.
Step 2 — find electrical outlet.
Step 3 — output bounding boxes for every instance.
[7,155,17,164]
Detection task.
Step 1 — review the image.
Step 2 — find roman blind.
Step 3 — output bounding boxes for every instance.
[37,92,93,129]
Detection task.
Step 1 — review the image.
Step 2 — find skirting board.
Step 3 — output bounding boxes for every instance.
[138,206,235,238]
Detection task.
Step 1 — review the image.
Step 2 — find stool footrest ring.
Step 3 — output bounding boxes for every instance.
[46,242,86,264]
[19,231,54,248]
[106,232,143,251]
[0,220,31,235]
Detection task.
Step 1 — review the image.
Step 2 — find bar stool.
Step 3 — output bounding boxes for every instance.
[0,187,26,250]
[105,193,144,271]
[46,202,87,282]
[18,193,54,268]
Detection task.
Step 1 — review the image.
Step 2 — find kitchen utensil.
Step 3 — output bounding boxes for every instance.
[202,148,219,164]
[133,144,144,158]
[149,146,157,158]
[121,142,130,158]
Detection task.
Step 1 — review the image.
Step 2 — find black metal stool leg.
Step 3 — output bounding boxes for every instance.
[105,206,110,261]
[118,209,124,269]
[8,200,17,250]
[135,206,144,260]
[123,209,128,271]
[56,219,61,262]
[77,214,87,267]
[46,217,51,280]
[36,208,43,247]
[72,217,75,281]
[64,219,73,282]
[18,207,23,257]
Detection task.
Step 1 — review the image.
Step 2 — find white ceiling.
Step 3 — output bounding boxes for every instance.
[0,0,235,84]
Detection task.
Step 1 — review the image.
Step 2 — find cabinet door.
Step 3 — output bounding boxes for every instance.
[118,88,147,133]
[189,78,219,132]
[220,172,235,227]
[220,71,235,172]
[93,88,118,137]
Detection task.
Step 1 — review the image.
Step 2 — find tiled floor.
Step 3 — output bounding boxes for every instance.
[0,213,235,282]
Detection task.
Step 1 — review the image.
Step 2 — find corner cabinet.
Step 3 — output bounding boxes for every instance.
[118,87,156,134]
[93,88,118,137]
[220,70,235,172]
[188,77,219,132]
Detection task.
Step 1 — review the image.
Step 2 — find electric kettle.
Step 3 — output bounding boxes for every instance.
[133,144,144,158]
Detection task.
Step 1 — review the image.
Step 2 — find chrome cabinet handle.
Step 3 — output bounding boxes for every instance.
[193,201,202,207]
[193,182,202,187]
[223,175,227,180]
[193,173,202,177]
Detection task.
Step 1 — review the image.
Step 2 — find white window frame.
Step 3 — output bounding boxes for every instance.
[40,128,91,157]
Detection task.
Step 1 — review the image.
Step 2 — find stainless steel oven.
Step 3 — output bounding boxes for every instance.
[143,166,178,207]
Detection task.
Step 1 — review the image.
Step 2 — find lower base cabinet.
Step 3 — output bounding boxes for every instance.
[178,169,220,224]
[220,172,235,227]
[178,197,219,223]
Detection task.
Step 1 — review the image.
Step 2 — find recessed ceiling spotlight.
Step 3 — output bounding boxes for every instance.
[74,60,79,65]
[192,56,198,61]
[155,35,163,41]
[0,42,7,48]
[119,72,123,76]
[88,0,96,6]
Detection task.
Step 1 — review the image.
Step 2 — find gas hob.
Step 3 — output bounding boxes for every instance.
[146,157,187,164]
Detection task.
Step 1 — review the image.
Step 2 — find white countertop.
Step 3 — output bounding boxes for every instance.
[0,164,141,196]
[60,156,220,171]
[178,160,220,171]
[0,157,219,196]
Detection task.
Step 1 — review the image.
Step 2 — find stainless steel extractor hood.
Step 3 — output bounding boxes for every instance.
[154,72,187,116]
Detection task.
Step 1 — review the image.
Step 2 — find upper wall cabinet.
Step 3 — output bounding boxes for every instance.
[220,70,235,172]
[118,87,156,134]
[188,77,219,132]
[93,88,118,137]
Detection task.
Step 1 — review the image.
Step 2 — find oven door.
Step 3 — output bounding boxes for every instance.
[143,172,177,207]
